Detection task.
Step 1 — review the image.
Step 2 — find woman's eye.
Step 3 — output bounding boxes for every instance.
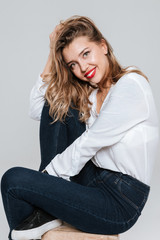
[70,63,75,70]
[83,51,90,57]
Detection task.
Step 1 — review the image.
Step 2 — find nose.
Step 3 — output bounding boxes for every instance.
[79,60,88,73]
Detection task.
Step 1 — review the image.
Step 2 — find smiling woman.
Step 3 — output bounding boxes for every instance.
[1,15,159,240]
[40,15,149,124]
[62,36,111,113]
[62,37,109,85]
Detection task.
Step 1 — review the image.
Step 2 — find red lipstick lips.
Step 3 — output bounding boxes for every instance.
[84,67,96,79]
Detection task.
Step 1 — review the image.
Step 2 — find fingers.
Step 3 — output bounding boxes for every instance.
[50,24,63,40]
[49,24,63,49]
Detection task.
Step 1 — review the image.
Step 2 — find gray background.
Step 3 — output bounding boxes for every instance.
[0,0,159,239]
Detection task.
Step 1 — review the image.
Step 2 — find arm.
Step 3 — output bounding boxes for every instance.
[40,52,52,79]
[29,52,52,121]
[29,24,62,120]
[29,73,48,121]
[45,76,149,180]
[29,53,52,121]
[41,24,63,78]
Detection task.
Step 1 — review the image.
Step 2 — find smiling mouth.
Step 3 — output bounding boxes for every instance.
[84,67,96,79]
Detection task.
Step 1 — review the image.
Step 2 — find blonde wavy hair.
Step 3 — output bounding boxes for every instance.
[42,15,148,124]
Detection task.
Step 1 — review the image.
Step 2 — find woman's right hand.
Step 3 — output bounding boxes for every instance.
[49,24,63,50]
[40,24,63,78]
[41,24,63,78]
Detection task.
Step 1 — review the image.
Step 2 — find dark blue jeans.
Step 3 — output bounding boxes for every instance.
[1,102,150,239]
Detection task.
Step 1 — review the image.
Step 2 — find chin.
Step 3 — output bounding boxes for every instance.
[90,78,101,84]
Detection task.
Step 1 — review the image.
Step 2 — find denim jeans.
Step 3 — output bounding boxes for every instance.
[1,102,150,239]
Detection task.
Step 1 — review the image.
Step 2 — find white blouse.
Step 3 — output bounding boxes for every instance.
[29,72,159,185]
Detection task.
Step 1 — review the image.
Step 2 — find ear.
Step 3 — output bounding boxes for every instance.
[100,39,108,55]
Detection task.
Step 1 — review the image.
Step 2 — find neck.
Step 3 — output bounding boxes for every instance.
[97,81,112,103]
[98,80,112,93]
[97,69,111,92]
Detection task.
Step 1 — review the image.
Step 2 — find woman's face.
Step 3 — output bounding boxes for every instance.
[62,36,109,86]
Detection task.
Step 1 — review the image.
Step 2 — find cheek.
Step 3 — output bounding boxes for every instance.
[90,51,102,64]
[73,68,80,76]
[89,53,96,63]
[73,69,88,82]
[71,68,81,78]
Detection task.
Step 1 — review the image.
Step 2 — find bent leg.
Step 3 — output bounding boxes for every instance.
[39,102,86,171]
[1,166,148,238]
[1,166,117,236]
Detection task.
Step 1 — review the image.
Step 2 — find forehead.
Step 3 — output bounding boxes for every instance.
[62,36,95,62]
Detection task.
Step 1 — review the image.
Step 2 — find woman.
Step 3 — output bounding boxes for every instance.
[1,15,159,240]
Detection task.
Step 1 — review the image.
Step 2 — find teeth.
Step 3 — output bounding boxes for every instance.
[87,68,95,77]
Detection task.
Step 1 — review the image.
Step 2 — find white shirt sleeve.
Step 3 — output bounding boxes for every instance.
[29,73,48,121]
[45,76,149,180]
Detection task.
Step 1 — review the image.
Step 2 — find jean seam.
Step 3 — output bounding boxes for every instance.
[5,190,13,229]
[121,178,150,195]
[118,179,150,214]
[139,194,149,212]
[55,122,61,153]
[7,186,138,225]
[99,171,113,183]
[118,179,139,210]
[86,176,98,187]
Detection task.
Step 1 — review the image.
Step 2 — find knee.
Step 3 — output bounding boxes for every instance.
[1,167,25,192]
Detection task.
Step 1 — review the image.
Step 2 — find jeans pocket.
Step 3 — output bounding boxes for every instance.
[117,179,148,212]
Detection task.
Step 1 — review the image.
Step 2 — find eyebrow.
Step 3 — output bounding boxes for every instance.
[66,47,89,65]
